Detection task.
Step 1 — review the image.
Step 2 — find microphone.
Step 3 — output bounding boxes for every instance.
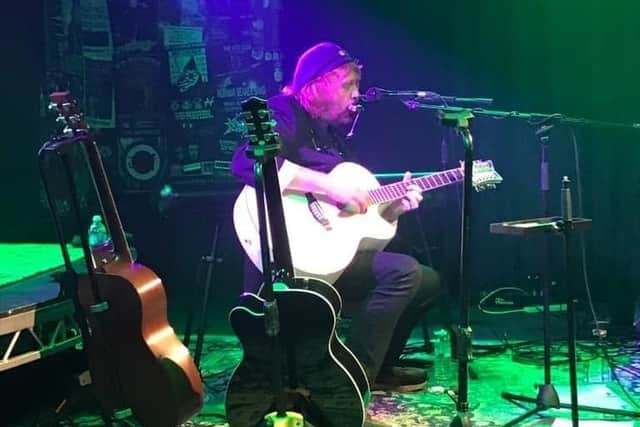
[561,176,573,221]
[347,103,364,139]
[359,87,437,103]
[360,86,493,106]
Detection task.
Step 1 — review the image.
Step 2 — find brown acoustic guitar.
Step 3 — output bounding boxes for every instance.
[49,92,203,426]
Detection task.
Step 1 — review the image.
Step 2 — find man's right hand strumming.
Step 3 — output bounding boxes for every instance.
[286,165,370,214]
[325,176,370,214]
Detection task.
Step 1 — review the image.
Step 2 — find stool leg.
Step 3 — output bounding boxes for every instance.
[421,315,434,353]
[194,221,222,368]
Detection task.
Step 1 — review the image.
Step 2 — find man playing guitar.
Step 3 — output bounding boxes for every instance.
[230,41,442,398]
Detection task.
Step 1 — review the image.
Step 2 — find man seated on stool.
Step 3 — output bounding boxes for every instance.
[231,41,443,395]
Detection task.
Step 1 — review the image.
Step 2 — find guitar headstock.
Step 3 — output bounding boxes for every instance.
[464,160,503,191]
[240,97,281,161]
[48,91,88,138]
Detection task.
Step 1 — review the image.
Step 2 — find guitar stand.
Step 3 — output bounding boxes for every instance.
[491,200,640,425]
[244,97,306,427]
[38,138,138,427]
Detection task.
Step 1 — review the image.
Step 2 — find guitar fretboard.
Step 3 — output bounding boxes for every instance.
[368,168,464,204]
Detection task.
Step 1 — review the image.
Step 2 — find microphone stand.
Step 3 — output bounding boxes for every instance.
[436,108,476,427]
[405,100,640,426]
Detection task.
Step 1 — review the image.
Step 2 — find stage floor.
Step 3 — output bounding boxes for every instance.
[0,242,84,290]
[192,335,640,426]
[14,333,639,426]
[2,244,638,425]
[0,243,85,375]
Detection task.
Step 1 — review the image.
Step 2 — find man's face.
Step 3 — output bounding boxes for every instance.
[325,66,361,124]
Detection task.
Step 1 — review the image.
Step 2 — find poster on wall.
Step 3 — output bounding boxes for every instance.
[43,0,83,120]
[204,0,283,178]
[157,0,283,184]
[80,0,115,128]
[111,0,159,49]
[44,0,74,72]
[79,0,113,60]
[163,24,219,181]
[164,25,215,122]
[84,58,115,128]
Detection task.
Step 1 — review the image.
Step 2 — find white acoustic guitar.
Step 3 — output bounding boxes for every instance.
[233,160,503,284]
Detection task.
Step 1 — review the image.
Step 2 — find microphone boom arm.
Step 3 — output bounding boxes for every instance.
[402,101,640,130]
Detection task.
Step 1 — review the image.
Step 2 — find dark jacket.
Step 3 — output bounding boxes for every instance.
[230,94,354,186]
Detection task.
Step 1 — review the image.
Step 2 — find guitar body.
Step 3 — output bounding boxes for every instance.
[78,260,203,426]
[225,277,369,427]
[47,91,204,427]
[234,162,397,284]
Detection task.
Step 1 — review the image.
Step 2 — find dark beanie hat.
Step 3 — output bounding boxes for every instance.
[289,42,356,93]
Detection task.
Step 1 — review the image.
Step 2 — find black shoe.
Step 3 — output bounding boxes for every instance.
[372,366,427,392]
[396,358,434,369]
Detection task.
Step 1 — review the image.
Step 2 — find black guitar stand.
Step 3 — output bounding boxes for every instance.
[42,93,139,426]
[38,136,137,427]
[491,178,640,426]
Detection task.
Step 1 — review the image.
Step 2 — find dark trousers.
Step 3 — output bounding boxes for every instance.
[335,251,441,383]
[242,250,441,383]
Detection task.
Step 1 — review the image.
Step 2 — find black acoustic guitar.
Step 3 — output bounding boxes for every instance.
[224,98,370,427]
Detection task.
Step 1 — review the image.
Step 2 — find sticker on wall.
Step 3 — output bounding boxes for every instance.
[216,77,267,114]
[117,118,167,192]
[169,95,215,122]
[169,51,208,93]
[163,25,204,48]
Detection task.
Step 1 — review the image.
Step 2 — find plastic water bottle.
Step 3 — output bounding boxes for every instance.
[88,215,113,267]
[432,328,453,385]
[584,356,613,384]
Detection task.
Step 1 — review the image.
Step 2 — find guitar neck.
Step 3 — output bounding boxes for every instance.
[368,168,464,205]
